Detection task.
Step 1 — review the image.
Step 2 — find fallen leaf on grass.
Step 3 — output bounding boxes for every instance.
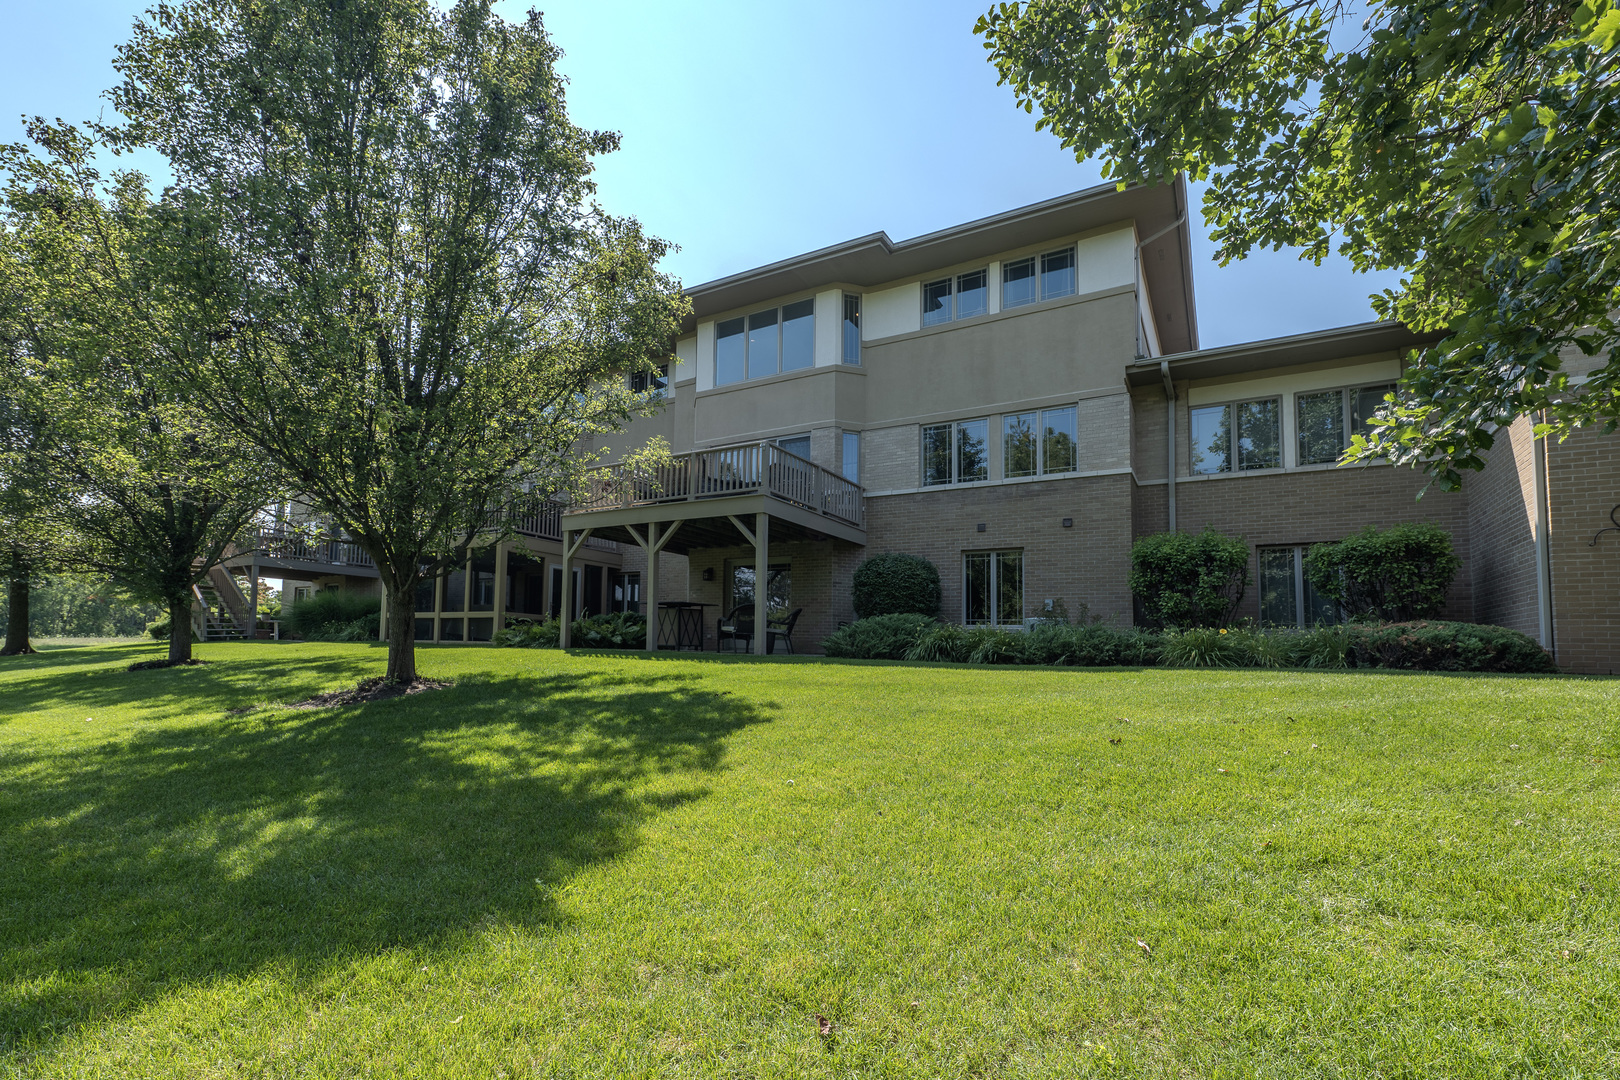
[816,1014,832,1037]
[450,1016,463,1025]
[1216,768,1228,774]
[1109,737,1122,745]
[1136,938,1151,955]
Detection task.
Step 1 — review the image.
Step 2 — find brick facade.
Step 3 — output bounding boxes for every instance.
[1546,427,1620,674]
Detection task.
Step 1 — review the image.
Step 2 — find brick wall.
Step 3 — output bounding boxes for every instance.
[1169,465,1475,624]
[864,424,919,494]
[615,546,690,605]
[1547,427,1620,674]
[864,474,1137,627]
[1465,417,1541,640]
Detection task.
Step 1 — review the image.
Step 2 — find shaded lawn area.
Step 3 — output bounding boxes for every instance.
[0,643,1616,1078]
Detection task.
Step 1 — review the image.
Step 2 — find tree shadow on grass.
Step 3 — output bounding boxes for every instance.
[0,666,768,1057]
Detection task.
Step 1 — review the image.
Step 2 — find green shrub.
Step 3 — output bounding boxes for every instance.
[904,623,971,663]
[1290,624,1353,668]
[1305,522,1461,621]
[1345,620,1556,673]
[1129,528,1251,628]
[821,613,937,660]
[495,617,561,648]
[1012,623,1075,665]
[964,626,1021,664]
[286,590,381,641]
[570,611,648,649]
[1160,626,1250,667]
[851,553,942,620]
[146,616,169,641]
[1071,625,1162,666]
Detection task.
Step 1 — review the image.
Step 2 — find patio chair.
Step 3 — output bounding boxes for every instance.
[766,608,803,655]
[715,605,754,653]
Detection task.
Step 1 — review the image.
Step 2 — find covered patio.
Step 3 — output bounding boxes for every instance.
[559,442,865,653]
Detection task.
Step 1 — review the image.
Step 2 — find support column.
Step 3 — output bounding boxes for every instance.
[248,555,259,640]
[494,542,510,634]
[560,531,573,648]
[647,523,662,651]
[753,512,769,656]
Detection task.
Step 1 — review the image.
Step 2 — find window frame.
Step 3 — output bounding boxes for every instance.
[842,294,861,364]
[1296,382,1400,466]
[963,549,1025,627]
[713,297,817,386]
[1258,544,1342,628]
[920,267,991,326]
[841,430,860,484]
[1002,244,1078,310]
[1189,396,1284,475]
[628,362,669,396]
[1001,405,1079,480]
[921,417,991,486]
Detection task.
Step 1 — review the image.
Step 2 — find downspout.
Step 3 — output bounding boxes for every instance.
[1532,413,1555,653]
[1161,360,1177,532]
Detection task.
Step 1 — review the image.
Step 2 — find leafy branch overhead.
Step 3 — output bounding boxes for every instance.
[978,0,1620,488]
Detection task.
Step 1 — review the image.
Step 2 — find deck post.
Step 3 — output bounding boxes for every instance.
[645,522,660,651]
[560,530,573,648]
[248,555,259,640]
[753,512,769,656]
[494,542,509,637]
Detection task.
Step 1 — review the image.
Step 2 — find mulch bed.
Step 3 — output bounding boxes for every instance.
[128,658,213,671]
[287,676,450,710]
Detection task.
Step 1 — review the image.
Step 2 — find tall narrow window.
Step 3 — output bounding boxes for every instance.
[921,424,952,486]
[781,298,815,371]
[956,418,989,482]
[1190,405,1232,474]
[1042,406,1078,473]
[715,317,745,385]
[922,278,952,326]
[956,269,988,319]
[842,294,861,364]
[964,550,1024,626]
[469,548,497,611]
[1296,390,1345,465]
[746,309,779,379]
[1004,412,1038,478]
[1235,399,1281,470]
[842,431,860,483]
[1354,384,1397,438]
[1002,257,1036,308]
[1041,246,1077,300]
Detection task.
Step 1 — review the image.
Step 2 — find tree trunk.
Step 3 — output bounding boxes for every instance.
[169,595,193,664]
[384,585,417,683]
[1,575,35,656]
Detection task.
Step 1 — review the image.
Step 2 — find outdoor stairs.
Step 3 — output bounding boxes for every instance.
[193,579,251,641]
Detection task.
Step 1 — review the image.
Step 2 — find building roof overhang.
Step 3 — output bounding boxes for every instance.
[681,176,1200,354]
[1125,320,1447,388]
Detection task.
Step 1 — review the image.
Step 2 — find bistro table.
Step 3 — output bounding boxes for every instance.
[656,601,714,651]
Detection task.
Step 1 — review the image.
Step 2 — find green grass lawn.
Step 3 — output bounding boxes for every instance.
[1,642,1616,1078]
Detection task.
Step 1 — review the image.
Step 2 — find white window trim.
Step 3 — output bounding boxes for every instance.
[1002,244,1077,310]
[714,298,817,386]
[1002,405,1079,480]
[1189,395,1285,476]
[921,267,990,326]
[1295,382,1399,467]
[921,417,991,487]
[963,549,1025,627]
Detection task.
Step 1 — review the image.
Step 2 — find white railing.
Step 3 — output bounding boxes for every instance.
[574,442,865,529]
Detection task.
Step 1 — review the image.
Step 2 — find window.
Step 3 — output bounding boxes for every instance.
[439,617,464,642]
[1190,398,1281,474]
[1002,405,1078,479]
[1002,245,1077,309]
[964,550,1024,626]
[922,268,991,325]
[468,618,493,642]
[414,618,434,641]
[413,574,436,613]
[610,571,641,614]
[842,294,861,364]
[469,548,496,611]
[629,363,669,395]
[777,434,812,460]
[442,560,467,610]
[842,431,860,483]
[1259,546,1340,627]
[727,560,791,619]
[1297,383,1399,465]
[716,298,816,385]
[921,418,988,485]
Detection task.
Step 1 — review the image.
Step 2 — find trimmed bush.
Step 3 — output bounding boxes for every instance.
[821,613,937,660]
[851,553,942,620]
[496,612,648,650]
[1129,528,1250,628]
[905,623,970,662]
[1345,620,1556,673]
[285,590,381,641]
[1305,522,1461,621]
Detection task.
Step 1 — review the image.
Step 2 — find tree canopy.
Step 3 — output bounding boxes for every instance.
[102,0,688,681]
[978,0,1620,488]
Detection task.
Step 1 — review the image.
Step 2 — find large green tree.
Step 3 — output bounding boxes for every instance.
[108,0,687,683]
[978,0,1620,487]
[0,127,275,665]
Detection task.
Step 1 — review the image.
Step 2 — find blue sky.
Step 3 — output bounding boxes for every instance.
[0,0,1401,348]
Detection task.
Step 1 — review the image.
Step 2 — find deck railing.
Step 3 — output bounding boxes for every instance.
[572,442,865,529]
